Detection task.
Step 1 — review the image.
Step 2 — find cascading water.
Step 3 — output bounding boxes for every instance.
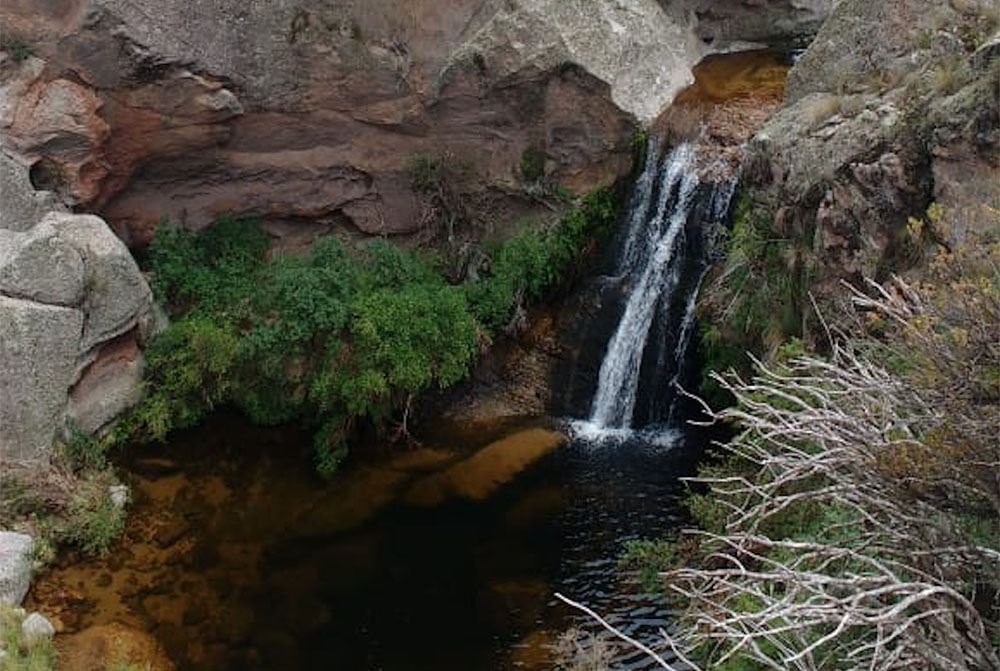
[574,141,737,440]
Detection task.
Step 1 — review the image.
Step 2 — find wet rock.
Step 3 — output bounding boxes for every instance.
[0,532,32,604]
[108,484,129,509]
[21,611,55,640]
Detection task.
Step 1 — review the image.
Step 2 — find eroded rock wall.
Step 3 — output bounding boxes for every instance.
[1,0,836,248]
[707,0,999,348]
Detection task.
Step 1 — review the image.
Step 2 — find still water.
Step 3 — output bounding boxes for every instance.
[30,413,704,670]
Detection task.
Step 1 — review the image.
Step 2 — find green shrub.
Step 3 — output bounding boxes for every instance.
[519,147,546,183]
[56,425,109,471]
[467,187,618,330]
[120,190,617,472]
[0,33,34,62]
[57,478,126,557]
[407,153,443,192]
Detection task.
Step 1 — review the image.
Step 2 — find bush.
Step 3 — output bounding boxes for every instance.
[0,33,34,62]
[119,189,618,472]
[467,188,618,330]
[519,147,546,183]
[58,479,126,557]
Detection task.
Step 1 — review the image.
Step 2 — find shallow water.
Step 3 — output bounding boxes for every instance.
[30,413,704,670]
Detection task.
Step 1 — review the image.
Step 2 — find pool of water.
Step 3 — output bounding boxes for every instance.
[29,413,706,670]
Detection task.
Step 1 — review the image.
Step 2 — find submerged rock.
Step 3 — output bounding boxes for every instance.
[405,427,567,505]
[58,623,175,671]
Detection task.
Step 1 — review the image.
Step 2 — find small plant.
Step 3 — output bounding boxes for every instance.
[519,147,546,183]
[58,424,110,471]
[0,33,34,62]
[0,603,56,671]
[58,477,126,557]
[932,56,969,95]
[407,152,443,192]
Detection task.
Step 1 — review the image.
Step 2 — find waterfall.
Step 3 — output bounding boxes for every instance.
[576,143,737,440]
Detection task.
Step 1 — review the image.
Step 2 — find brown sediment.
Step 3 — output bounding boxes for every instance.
[654,50,791,176]
[25,416,566,669]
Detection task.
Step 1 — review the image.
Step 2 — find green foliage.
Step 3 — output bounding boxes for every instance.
[408,152,444,192]
[519,147,546,183]
[0,33,35,62]
[58,424,110,471]
[56,479,126,557]
[467,188,618,330]
[122,192,617,472]
[630,127,650,169]
[620,539,681,592]
[698,191,815,401]
[0,604,56,671]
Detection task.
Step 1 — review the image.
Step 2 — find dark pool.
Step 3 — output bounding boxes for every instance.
[30,413,705,670]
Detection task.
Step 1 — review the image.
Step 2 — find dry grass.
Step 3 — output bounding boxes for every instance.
[804,94,843,129]
[932,56,970,95]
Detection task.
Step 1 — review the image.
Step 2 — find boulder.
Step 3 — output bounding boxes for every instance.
[22,612,56,640]
[0,296,84,461]
[44,212,155,352]
[0,220,85,305]
[0,532,33,605]
[0,151,158,461]
[0,154,63,232]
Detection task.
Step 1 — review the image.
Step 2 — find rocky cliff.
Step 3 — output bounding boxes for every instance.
[0,155,159,461]
[701,0,999,351]
[1,0,833,249]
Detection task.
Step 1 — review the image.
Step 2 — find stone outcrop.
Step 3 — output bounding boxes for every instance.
[0,531,32,605]
[0,0,836,247]
[711,0,999,344]
[0,155,158,461]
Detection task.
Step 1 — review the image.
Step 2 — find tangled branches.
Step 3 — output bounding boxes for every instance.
[669,335,1000,671]
[566,251,1000,669]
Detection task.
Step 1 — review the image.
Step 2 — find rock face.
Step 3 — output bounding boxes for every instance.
[0,532,33,605]
[0,155,158,461]
[709,0,999,345]
[0,0,835,246]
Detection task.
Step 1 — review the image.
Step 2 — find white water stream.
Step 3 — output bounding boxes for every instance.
[576,143,737,439]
